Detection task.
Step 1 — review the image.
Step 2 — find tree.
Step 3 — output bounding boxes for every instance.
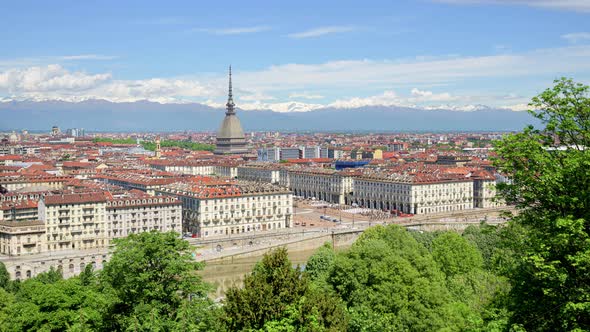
[494,78,590,331]
[462,223,502,270]
[305,242,335,282]
[0,262,9,290]
[100,231,215,330]
[326,225,481,331]
[431,232,483,278]
[0,276,115,331]
[223,247,347,331]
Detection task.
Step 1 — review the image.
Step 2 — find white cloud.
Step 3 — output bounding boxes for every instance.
[239,91,276,101]
[562,32,590,44]
[234,45,590,91]
[1,44,589,112]
[288,26,356,39]
[434,0,590,12]
[193,26,271,35]
[288,92,324,99]
[328,91,403,108]
[0,64,111,92]
[237,101,325,113]
[0,64,213,103]
[327,89,460,109]
[410,88,457,102]
[500,103,530,111]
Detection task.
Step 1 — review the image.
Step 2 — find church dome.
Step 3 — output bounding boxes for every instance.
[217,113,245,139]
[214,66,248,155]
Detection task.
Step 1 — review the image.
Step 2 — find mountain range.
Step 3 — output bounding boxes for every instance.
[0,99,539,132]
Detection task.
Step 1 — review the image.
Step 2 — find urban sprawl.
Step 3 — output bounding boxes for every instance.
[0,71,505,280]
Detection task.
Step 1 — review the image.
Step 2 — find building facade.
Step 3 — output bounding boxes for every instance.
[288,169,353,205]
[0,191,182,280]
[157,180,293,238]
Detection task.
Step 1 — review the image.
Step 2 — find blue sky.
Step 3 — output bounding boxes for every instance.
[1,0,590,112]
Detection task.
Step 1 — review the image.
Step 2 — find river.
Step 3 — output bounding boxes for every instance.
[199,248,328,299]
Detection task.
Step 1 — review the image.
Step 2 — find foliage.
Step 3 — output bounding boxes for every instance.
[305,242,335,282]
[93,137,214,152]
[431,232,483,277]
[407,230,442,251]
[223,247,348,331]
[100,231,214,330]
[0,275,115,331]
[142,140,215,152]
[493,78,590,331]
[0,262,9,290]
[0,232,221,332]
[326,225,493,331]
[462,222,503,270]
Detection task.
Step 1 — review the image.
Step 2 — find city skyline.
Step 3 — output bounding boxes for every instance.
[1,0,590,115]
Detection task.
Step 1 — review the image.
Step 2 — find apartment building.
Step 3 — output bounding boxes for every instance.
[39,192,110,252]
[106,193,182,239]
[147,160,239,178]
[157,180,293,238]
[0,175,69,192]
[237,164,281,184]
[288,168,353,205]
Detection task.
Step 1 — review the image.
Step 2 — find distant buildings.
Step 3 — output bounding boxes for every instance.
[257,146,333,161]
[65,128,85,137]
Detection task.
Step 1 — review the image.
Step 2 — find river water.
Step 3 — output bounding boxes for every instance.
[199,248,324,299]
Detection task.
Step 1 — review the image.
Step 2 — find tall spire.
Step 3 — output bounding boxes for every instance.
[226,65,235,115]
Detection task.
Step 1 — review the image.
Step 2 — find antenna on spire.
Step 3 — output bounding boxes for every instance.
[229,65,233,98]
[226,65,235,114]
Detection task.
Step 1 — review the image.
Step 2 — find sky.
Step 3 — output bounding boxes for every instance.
[1,0,590,112]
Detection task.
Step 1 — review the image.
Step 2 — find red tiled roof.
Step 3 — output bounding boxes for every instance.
[43,192,109,205]
[0,155,22,161]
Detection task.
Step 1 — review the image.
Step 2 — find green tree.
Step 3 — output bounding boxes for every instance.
[224,247,347,331]
[494,78,590,331]
[0,276,115,331]
[0,262,9,290]
[462,223,502,270]
[100,231,215,331]
[432,232,483,278]
[327,225,480,331]
[305,242,335,282]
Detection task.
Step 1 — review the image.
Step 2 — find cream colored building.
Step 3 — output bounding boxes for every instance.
[0,175,68,192]
[39,192,110,251]
[237,164,281,184]
[288,169,353,205]
[0,220,46,257]
[148,161,238,178]
[0,191,183,280]
[349,174,475,214]
[106,195,181,238]
[157,180,293,238]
